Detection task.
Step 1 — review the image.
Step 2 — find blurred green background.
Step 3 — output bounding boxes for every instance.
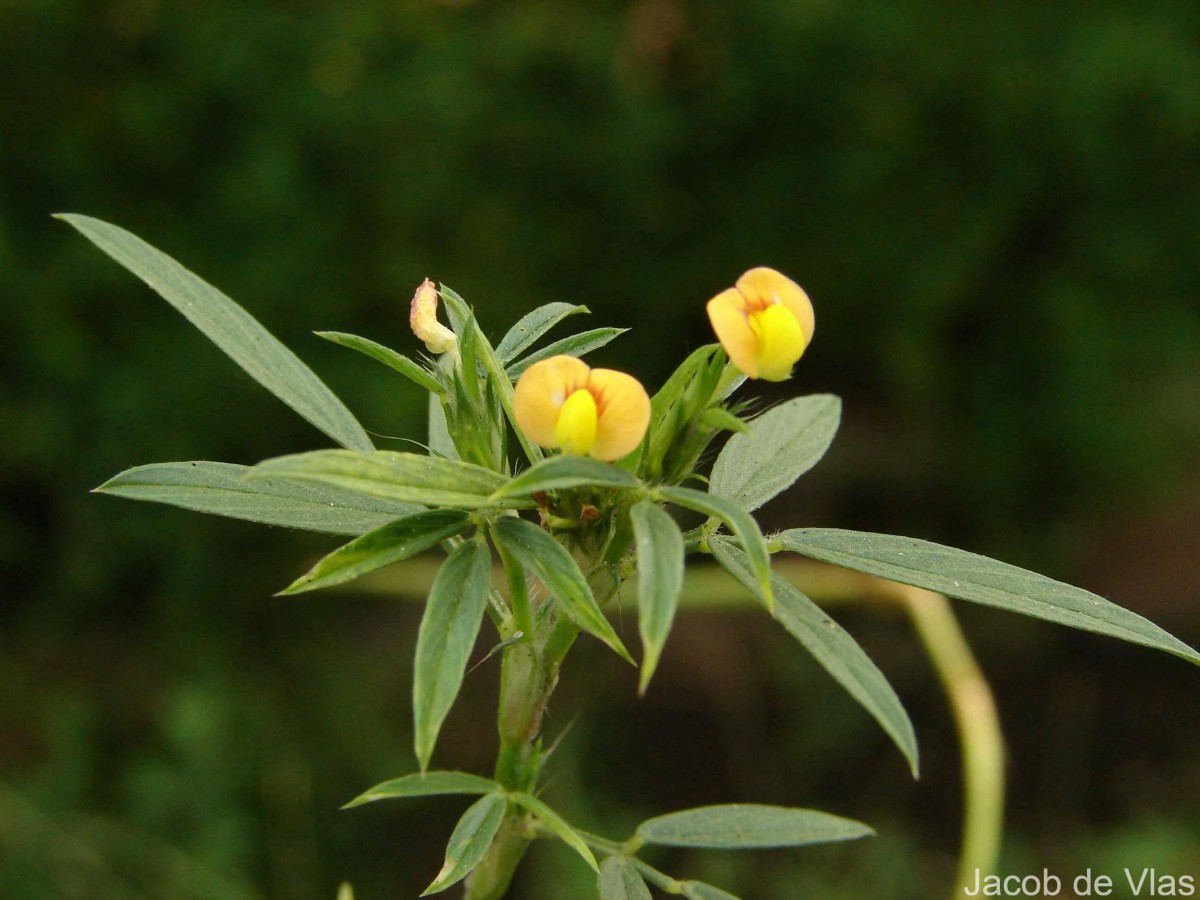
[3,1,1199,897]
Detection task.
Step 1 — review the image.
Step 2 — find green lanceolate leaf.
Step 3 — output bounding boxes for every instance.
[316,331,444,395]
[658,486,773,612]
[710,395,841,513]
[95,461,418,534]
[491,455,642,501]
[342,771,500,809]
[778,529,1200,666]
[413,540,495,770]
[495,302,589,363]
[631,500,685,695]
[642,344,724,481]
[699,406,749,435]
[490,517,633,663]
[597,857,653,900]
[429,391,460,460]
[279,509,471,595]
[247,450,521,510]
[58,214,373,452]
[509,792,598,873]
[506,328,628,378]
[636,803,873,849]
[710,537,919,775]
[422,792,508,895]
[680,882,742,900]
[440,284,544,466]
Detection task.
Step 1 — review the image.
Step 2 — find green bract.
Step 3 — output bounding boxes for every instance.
[70,215,1199,900]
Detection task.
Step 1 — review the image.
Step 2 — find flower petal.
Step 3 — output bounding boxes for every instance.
[556,389,599,456]
[513,356,592,449]
[707,287,759,379]
[409,278,458,354]
[751,304,807,381]
[736,267,815,344]
[589,368,651,461]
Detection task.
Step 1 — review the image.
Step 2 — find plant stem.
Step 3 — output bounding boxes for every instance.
[464,612,580,899]
[903,587,1005,899]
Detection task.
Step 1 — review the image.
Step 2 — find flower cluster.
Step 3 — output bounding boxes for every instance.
[413,267,814,463]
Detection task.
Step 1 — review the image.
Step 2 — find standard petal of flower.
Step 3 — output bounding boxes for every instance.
[736,267,815,343]
[513,355,592,449]
[589,368,651,461]
[707,287,759,379]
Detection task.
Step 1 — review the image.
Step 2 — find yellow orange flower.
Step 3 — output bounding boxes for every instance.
[513,356,650,461]
[706,267,815,381]
[409,278,458,354]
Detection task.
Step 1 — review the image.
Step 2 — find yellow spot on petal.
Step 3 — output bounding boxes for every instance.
[750,303,806,381]
[555,389,598,456]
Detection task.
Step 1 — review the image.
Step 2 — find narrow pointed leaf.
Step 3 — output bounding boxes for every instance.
[491,456,641,500]
[506,328,628,378]
[711,537,918,775]
[631,500,685,694]
[710,395,840,512]
[598,857,653,900]
[681,883,743,900]
[491,517,632,663]
[280,509,470,595]
[413,540,494,770]
[659,486,773,612]
[428,391,459,460]
[509,792,598,872]
[439,284,544,465]
[95,461,417,534]
[58,214,373,451]
[699,407,749,435]
[496,302,589,363]
[637,803,873,849]
[247,450,522,509]
[342,771,499,808]
[779,529,1200,666]
[316,331,444,395]
[422,793,507,895]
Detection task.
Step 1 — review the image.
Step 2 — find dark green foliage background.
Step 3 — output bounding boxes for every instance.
[2,2,1198,897]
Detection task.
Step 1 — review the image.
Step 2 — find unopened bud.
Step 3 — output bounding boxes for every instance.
[409,278,457,354]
